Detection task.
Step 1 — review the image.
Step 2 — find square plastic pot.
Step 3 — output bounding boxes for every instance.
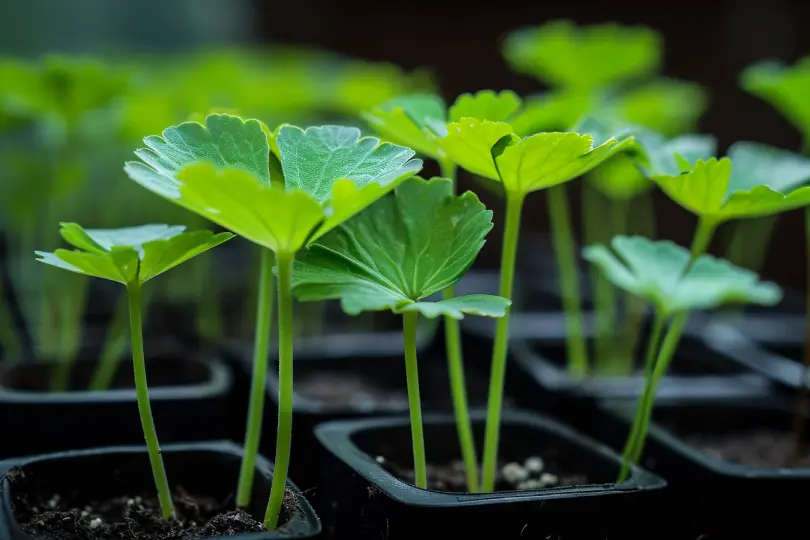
[0,342,233,459]
[314,410,666,539]
[598,397,810,536]
[0,440,320,539]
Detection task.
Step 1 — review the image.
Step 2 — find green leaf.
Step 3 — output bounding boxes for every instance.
[583,235,783,315]
[293,176,509,319]
[741,58,810,143]
[440,119,518,181]
[126,114,422,254]
[361,93,447,159]
[397,294,511,319]
[509,90,593,136]
[726,141,810,193]
[635,130,717,177]
[651,151,810,223]
[35,223,233,285]
[448,90,522,123]
[612,78,708,137]
[502,20,662,90]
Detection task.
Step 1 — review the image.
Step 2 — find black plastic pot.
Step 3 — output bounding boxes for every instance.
[0,440,321,539]
[598,397,810,536]
[314,410,666,540]
[0,342,232,459]
[700,317,810,391]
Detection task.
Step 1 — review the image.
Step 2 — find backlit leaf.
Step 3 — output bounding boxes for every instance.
[741,58,810,143]
[583,235,782,315]
[448,90,522,123]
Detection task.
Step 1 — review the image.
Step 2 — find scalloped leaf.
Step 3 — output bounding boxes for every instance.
[635,130,717,177]
[726,141,810,193]
[449,90,522,123]
[439,119,518,181]
[741,57,810,142]
[583,235,783,315]
[613,78,708,137]
[502,20,662,89]
[293,176,509,319]
[36,223,232,285]
[360,93,447,158]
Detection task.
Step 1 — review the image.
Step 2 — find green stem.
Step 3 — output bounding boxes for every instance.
[618,312,666,482]
[49,275,89,391]
[582,184,612,373]
[90,292,129,391]
[403,310,427,489]
[439,157,478,492]
[264,251,294,530]
[128,282,174,520]
[481,192,524,493]
[236,248,276,508]
[548,184,588,376]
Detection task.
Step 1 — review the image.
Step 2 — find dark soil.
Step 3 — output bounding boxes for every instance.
[1,356,208,392]
[378,446,589,492]
[684,429,810,468]
[7,468,289,539]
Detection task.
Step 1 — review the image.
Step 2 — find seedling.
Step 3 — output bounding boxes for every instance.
[363,88,521,490]
[741,56,810,462]
[293,176,510,488]
[438,117,634,491]
[124,113,421,529]
[583,235,782,480]
[35,223,233,519]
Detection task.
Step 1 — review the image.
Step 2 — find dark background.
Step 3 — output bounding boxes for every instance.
[2,0,810,289]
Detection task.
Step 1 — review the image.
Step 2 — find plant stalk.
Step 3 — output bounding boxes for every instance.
[788,207,810,465]
[264,251,294,530]
[548,184,588,376]
[403,310,427,488]
[236,248,276,508]
[128,282,174,520]
[582,184,613,373]
[481,192,524,493]
[90,292,130,391]
[439,158,479,492]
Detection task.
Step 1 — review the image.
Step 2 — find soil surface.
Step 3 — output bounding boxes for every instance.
[8,468,288,539]
[378,448,589,492]
[684,429,810,468]
[1,356,208,392]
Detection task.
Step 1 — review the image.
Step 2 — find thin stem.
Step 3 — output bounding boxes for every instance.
[439,158,479,492]
[618,312,666,482]
[236,248,276,508]
[548,184,588,376]
[128,282,174,520]
[403,310,427,488]
[690,218,716,261]
[90,292,129,391]
[788,207,810,465]
[582,184,613,373]
[481,192,524,493]
[264,251,295,530]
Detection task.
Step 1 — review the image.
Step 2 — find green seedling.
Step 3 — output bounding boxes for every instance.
[438,117,634,491]
[35,223,233,519]
[583,235,782,481]
[293,176,510,489]
[363,88,522,490]
[124,113,421,529]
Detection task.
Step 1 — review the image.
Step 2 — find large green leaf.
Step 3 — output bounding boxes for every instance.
[502,20,662,90]
[440,119,635,196]
[125,114,423,254]
[509,90,593,136]
[448,90,522,124]
[651,150,810,223]
[293,176,510,319]
[612,78,708,137]
[741,58,810,143]
[635,130,717,177]
[726,141,810,193]
[582,235,782,315]
[36,223,233,285]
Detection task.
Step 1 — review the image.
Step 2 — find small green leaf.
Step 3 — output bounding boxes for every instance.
[36,223,232,285]
[741,58,810,143]
[583,235,783,315]
[361,93,447,159]
[613,78,708,137]
[397,294,511,319]
[448,90,522,123]
[502,20,662,90]
[635,130,717,177]
[440,119,518,180]
[293,176,509,318]
[726,141,810,193]
[509,90,593,136]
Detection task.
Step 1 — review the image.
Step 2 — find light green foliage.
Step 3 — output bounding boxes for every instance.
[502,20,662,90]
[611,78,707,137]
[124,114,423,254]
[35,223,233,285]
[362,90,522,161]
[509,90,593,136]
[583,235,783,316]
[440,118,635,196]
[293,177,510,319]
[742,58,810,144]
[650,145,810,223]
[635,130,717,177]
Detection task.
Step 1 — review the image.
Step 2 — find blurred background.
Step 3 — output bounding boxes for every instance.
[1,0,809,368]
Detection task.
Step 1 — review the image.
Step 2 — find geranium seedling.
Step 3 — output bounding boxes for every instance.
[583,235,782,481]
[293,176,510,489]
[438,117,635,492]
[125,113,422,529]
[363,88,522,490]
[35,223,233,520]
